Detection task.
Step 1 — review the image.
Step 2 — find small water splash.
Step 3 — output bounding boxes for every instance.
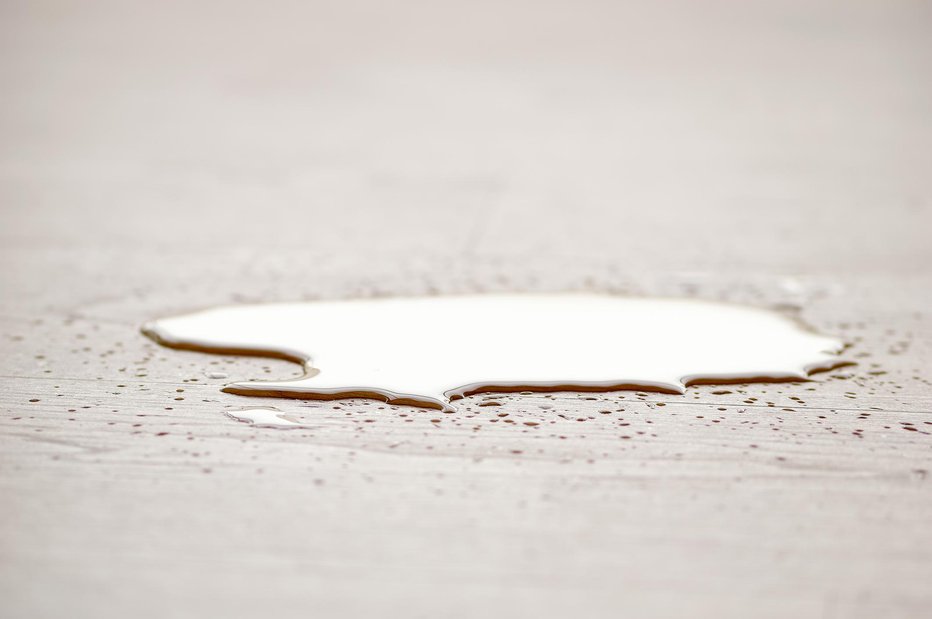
[225,407,309,429]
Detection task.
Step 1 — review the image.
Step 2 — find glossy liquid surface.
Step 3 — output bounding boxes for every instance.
[143,294,847,411]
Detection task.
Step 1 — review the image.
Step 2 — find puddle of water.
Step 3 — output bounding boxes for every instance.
[225,407,309,429]
[143,294,847,411]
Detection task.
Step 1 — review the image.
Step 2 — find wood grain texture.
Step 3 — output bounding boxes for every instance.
[1,1,930,618]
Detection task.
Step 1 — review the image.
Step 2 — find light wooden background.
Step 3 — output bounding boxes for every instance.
[1,1,930,618]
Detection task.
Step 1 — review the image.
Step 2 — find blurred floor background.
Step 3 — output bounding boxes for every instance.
[2,0,930,272]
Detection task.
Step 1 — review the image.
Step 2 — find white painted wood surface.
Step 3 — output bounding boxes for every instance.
[1,1,930,618]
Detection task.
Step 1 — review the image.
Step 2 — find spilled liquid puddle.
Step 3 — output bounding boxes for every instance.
[143,294,848,412]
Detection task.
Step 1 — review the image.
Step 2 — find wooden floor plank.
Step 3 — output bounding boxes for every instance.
[1,1,930,618]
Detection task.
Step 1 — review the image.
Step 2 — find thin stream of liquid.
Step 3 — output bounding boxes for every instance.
[143,294,848,411]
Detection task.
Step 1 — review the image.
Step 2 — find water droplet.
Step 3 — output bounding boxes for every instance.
[225,407,309,429]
